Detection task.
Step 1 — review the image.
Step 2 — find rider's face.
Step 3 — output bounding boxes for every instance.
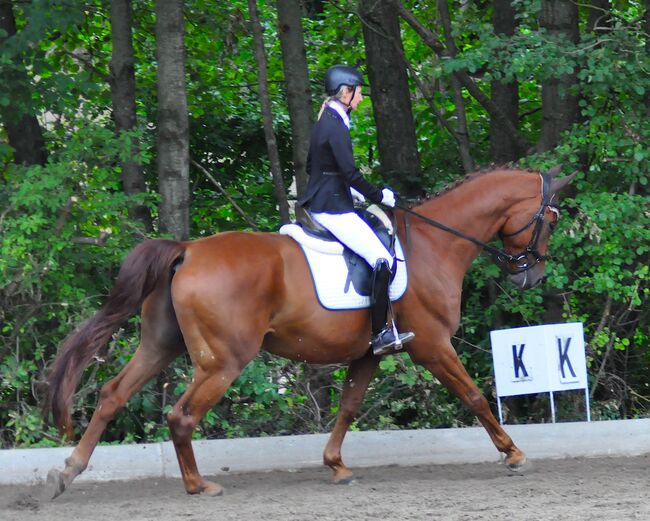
[342,86,363,111]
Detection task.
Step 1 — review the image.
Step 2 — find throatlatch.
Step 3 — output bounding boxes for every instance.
[370,259,414,356]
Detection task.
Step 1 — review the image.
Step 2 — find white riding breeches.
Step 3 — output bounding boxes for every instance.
[311,211,392,268]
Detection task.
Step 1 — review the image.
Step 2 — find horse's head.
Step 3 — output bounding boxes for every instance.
[497,166,576,289]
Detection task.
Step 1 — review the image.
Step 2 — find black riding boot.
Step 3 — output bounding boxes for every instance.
[370,259,415,356]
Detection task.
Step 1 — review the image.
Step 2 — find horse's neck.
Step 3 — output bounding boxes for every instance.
[408,171,539,266]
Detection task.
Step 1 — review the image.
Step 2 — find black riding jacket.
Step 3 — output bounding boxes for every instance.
[298,107,382,213]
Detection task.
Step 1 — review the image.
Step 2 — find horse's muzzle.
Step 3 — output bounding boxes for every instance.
[508,269,545,290]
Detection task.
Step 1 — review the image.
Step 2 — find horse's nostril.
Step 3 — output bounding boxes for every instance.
[533,276,546,287]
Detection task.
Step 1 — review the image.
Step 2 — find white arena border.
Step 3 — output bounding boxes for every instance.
[2,419,650,485]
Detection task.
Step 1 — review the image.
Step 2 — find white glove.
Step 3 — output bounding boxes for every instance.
[381,188,396,207]
[350,187,366,203]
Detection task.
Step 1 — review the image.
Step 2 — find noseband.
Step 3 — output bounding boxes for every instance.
[396,173,558,276]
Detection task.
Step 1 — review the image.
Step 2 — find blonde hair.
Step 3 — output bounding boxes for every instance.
[317,86,349,119]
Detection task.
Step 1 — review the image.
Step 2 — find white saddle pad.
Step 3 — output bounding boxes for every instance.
[279,223,408,310]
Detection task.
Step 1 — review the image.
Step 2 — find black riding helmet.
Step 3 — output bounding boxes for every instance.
[324,65,366,96]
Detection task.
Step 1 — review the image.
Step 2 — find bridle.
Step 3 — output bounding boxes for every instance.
[396,173,558,276]
[497,173,558,274]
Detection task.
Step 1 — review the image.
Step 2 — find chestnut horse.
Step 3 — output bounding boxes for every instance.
[45,167,574,498]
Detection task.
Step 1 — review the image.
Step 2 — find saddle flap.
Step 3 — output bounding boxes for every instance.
[282,206,399,298]
[341,208,397,296]
[279,229,409,310]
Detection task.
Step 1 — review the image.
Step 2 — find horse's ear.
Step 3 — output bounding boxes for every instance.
[546,165,562,178]
[550,171,577,195]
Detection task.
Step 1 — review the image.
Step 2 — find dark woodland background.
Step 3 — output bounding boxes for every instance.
[0,0,648,447]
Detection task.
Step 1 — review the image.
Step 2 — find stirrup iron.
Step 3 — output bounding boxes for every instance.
[371,321,415,357]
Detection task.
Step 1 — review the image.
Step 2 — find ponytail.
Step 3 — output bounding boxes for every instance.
[318,96,335,119]
[317,87,348,120]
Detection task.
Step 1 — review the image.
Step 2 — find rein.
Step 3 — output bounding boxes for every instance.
[395,173,556,275]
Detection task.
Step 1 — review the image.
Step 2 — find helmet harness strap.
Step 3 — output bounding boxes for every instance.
[344,85,357,113]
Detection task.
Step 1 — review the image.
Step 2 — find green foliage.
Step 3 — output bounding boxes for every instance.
[0,0,648,450]
[355,354,473,430]
[560,193,648,303]
[0,121,151,446]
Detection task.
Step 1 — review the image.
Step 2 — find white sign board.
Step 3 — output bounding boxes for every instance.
[490,322,589,423]
[490,322,588,397]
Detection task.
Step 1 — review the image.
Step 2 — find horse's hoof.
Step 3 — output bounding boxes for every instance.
[331,469,355,485]
[202,481,224,496]
[46,469,66,500]
[506,456,530,475]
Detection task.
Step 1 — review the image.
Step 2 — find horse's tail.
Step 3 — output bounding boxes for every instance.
[45,239,185,439]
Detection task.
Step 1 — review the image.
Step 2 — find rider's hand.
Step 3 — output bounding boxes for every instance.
[381,188,396,208]
[350,187,366,204]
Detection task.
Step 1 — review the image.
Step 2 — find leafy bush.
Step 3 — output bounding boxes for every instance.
[1,0,648,450]
[0,123,151,446]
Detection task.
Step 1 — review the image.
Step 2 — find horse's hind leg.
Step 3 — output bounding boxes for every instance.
[47,342,181,498]
[166,359,253,496]
[47,289,184,498]
[323,352,379,484]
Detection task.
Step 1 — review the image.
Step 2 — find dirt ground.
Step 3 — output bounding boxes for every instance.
[1,455,649,521]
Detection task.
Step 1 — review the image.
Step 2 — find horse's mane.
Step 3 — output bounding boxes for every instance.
[412,164,538,204]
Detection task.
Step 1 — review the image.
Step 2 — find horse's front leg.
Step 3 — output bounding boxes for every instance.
[412,341,526,471]
[323,352,379,483]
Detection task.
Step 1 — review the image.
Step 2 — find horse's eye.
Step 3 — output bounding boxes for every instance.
[547,207,560,232]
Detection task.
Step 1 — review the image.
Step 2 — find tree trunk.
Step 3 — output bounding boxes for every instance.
[302,0,324,18]
[646,0,650,54]
[586,0,611,33]
[401,57,465,154]
[438,0,474,173]
[646,0,650,116]
[155,0,190,240]
[276,0,313,217]
[394,0,531,154]
[537,0,579,152]
[0,0,47,166]
[490,0,520,163]
[110,0,152,232]
[360,0,422,196]
[248,0,291,224]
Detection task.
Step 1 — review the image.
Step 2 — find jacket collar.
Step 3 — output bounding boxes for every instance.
[326,101,350,129]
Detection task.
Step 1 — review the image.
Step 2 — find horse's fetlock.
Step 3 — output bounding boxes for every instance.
[98,380,119,400]
[64,455,87,473]
[323,452,342,467]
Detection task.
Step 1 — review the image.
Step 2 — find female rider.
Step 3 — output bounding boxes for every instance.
[298,65,415,356]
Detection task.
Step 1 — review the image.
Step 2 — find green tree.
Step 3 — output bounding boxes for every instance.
[0,0,647,449]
